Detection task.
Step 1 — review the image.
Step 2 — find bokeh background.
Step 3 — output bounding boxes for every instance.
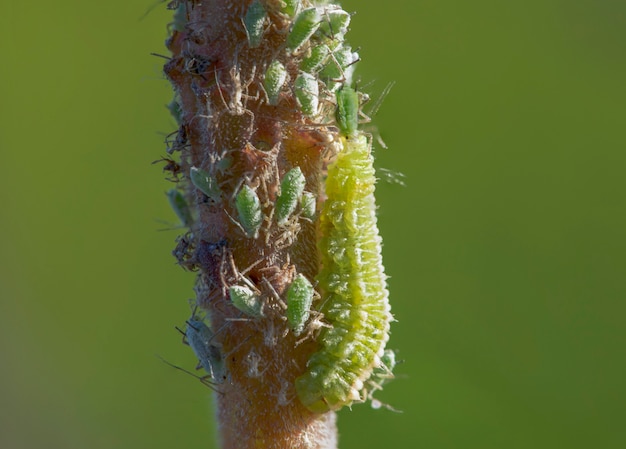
[1,0,625,448]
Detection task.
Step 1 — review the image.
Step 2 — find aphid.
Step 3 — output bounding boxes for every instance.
[294,132,391,413]
[235,184,263,238]
[243,0,267,48]
[294,72,319,117]
[299,44,330,74]
[275,167,306,225]
[229,285,263,317]
[367,349,400,411]
[167,96,182,124]
[170,1,188,33]
[367,349,396,395]
[319,8,351,40]
[264,60,288,105]
[167,188,193,227]
[185,319,226,383]
[279,0,300,17]
[190,166,221,202]
[319,45,358,89]
[334,85,359,137]
[286,273,315,337]
[300,191,316,219]
[286,7,322,53]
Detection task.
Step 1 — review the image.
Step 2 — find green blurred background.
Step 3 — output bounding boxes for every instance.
[1,0,625,447]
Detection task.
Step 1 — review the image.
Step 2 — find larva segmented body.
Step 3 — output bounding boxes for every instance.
[295,133,391,413]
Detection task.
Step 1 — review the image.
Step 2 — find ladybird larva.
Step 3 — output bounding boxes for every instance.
[295,132,391,413]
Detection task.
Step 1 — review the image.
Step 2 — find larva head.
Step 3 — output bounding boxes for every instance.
[244,0,267,48]
[167,188,193,227]
[275,167,306,225]
[235,184,263,239]
[335,85,359,137]
[286,7,322,53]
[190,166,221,202]
[286,273,314,336]
[264,60,288,105]
[229,285,263,318]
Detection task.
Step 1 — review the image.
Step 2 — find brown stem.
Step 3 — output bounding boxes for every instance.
[164,1,340,447]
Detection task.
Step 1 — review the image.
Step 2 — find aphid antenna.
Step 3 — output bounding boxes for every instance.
[155,354,223,394]
[365,81,395,118]
[223,208,249,238]
[150,52,172,61]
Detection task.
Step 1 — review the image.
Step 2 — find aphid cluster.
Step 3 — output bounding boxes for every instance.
[162,0,395,417]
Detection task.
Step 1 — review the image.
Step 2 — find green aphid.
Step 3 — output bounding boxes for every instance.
[286,274,315,336]
[235,185,263,238]
[167,189,193,227]
[171,2,188,33]
[185,319,225,383]
[300,191,316,219]
[320,44,358,89]
[264,60,288,105]
[190,166,221,202]
[229,285,263,317]
[319,8,351,40]
[279,0,300,17]
[244,0,267,48]
[370,349,396,387]
[275,167,306,225]
[299,44,330,74]
[294,72,319,117]
[286,7,322,53]
[167,94,182,124]
[335,86,359,137]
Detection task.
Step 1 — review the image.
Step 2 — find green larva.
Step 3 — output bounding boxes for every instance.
[264,60,288,105]
[275,167,306,225]
[229,285,263,317]
[186,319,226,383]
[190,166,221,202]
[235,184,263,239]
[300,191,316,219]
[294,133,392,413]
[334,85,359,137]
[286,273,315,337]
[294,72,319,117]
[286,7,322,53]
[243,0,267,48]
[167,188,193,227]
